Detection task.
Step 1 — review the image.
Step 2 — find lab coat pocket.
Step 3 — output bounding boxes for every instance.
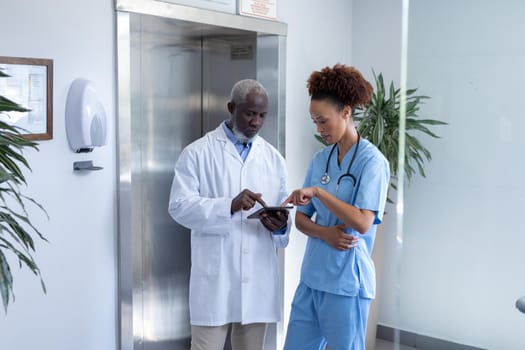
[191,235,221,277]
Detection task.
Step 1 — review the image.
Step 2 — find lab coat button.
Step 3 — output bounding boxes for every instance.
[242,248,249,254]
[242,277,249,283]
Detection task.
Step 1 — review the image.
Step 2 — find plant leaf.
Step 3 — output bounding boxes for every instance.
[0,250,14,312]
[0,96,31,113]
[314,134,328,146]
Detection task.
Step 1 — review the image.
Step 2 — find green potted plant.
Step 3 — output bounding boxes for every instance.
[0,70,47,312]
[354,71,447,199]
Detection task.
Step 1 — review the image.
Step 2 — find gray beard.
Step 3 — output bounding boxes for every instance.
[232,123,257,144]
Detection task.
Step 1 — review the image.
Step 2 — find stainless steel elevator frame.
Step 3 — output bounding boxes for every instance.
[116,1,287,349]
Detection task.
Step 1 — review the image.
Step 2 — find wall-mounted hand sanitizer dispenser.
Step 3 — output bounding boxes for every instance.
[65,78,107,153]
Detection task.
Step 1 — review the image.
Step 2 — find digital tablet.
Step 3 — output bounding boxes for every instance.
[247,206,294,219]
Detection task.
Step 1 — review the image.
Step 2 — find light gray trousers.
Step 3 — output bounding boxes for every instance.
[191,323,267,350]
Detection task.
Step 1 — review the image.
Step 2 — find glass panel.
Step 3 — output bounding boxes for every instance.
[395,1,525,349]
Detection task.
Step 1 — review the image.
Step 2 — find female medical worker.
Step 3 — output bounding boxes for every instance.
[282,64,390,350]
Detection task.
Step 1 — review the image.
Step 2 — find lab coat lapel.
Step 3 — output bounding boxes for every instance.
[214,124,244,164]
[243,136,262,165]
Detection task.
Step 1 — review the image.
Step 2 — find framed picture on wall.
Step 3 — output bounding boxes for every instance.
[0,56,53,140]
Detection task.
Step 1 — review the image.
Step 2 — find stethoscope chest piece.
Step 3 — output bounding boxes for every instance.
[320,173,331,185]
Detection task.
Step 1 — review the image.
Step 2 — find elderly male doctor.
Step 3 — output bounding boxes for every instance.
[169,79,290,350]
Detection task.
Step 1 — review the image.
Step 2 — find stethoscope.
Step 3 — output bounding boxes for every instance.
[320,133,361,188]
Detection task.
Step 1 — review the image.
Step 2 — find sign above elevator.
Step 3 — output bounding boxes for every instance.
[159,0,236,14]
[239,0,277,20]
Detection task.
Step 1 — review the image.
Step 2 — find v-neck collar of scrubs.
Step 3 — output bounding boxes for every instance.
[333,141,359,171]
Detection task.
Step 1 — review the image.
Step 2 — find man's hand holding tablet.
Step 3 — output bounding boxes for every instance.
[247,205,293,231]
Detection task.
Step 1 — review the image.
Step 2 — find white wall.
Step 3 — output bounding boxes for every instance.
[374,1,525,349]
[0,1,117,349]
[351,0,403,85]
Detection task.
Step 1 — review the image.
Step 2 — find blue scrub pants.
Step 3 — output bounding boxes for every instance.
[283,282,371,350]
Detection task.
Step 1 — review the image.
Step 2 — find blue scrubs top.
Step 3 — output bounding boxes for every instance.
[297,138,390,299]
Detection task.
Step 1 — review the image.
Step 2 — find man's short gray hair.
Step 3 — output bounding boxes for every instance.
[230,79,268,105]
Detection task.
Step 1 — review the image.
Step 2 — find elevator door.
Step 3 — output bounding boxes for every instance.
[130,15,201,349]
[127,13,258,350]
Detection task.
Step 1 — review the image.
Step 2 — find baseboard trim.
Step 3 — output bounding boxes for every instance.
[376,324,487,350]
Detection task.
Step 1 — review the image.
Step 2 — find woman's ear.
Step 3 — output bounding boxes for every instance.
[343,105,352,120]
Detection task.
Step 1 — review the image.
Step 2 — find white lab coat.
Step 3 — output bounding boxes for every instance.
[168,124,290,326]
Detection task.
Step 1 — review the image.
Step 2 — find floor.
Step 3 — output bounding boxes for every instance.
[375,339,417,350]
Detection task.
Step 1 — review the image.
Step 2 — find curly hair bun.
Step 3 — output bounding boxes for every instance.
[307,64,373,109]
